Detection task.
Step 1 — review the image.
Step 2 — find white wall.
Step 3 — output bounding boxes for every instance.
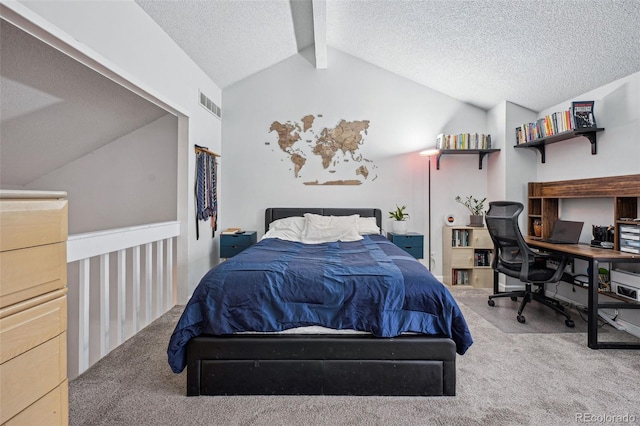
[537,71,640,182]
[222,47,490,278]
[27,115,178,234]
[534,72,640,327]
[6,0,222,300]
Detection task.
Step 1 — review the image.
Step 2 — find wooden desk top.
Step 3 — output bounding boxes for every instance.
[525,237,640,261]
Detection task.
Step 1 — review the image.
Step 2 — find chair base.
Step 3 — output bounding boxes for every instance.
[488,283,575,328]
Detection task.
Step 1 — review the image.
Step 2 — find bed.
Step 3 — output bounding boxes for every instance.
[168,208,472,396]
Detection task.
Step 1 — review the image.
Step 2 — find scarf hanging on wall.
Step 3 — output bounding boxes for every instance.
[194,145,219,239]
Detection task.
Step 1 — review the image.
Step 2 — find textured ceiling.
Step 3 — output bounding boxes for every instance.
[136,0,640,111]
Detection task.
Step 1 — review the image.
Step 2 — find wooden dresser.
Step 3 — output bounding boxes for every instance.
[0,190,69,425]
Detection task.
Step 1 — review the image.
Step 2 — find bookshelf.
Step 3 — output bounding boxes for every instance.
[514,127,604,164]
[433,133,499,170]
[442,226,494,288]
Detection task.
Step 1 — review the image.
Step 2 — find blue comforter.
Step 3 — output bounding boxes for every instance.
[167,235,473,373]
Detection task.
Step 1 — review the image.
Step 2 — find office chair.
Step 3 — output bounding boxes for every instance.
[485,201,575,327]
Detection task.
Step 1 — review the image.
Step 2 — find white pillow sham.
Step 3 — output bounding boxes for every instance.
[356,216,380,235]
[262,216,306,242]
[301,213,363,244]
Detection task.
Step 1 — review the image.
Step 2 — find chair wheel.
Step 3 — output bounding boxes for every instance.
[488,299,495,307]
[517,315,526,323]
[565,319,575,328]
[511,296,518,302]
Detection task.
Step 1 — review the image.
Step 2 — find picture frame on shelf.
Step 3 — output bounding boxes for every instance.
[572,100,597,128]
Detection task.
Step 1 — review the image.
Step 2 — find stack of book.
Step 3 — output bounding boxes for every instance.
[620,224,640,254]
[452,270,470,285]
[474,250,491,267]
[436,133,492,150]
[516,110,574,144]
[451,229,470,247]
[515,100,597,145]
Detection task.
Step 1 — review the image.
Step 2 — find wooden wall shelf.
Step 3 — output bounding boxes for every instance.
[514,127,604,163]
[435,149,500,170]
[527,174,640,250]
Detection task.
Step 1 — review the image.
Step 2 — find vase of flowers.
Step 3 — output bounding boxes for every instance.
[455,195,487,227]
[389,205,409,234]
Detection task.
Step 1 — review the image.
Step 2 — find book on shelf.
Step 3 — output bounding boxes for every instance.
[515,108,576,144]
[474,250,491,267]
[453,270,470,285]
[452,229,470,247]
[572,100,597,129]
[436,133,492,150]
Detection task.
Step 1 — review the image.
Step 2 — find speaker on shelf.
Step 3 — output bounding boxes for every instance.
[444,213,458,226]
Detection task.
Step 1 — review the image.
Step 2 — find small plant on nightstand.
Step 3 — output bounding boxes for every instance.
[389,205,410,234]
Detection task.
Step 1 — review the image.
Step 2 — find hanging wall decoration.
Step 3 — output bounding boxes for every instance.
[194,145,220,239]
[266,114,377,185]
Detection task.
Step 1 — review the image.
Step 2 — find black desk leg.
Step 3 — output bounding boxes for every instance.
[587,259,599,349]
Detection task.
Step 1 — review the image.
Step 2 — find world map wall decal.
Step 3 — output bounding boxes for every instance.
[267,114,378,185]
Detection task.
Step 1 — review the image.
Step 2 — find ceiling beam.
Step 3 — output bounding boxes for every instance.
[312,0,327,69]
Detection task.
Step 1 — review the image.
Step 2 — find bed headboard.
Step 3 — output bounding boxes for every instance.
[265,208,382,233]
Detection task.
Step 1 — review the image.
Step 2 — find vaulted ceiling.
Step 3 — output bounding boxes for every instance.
[136,0,640,111]
[2,1,640,187]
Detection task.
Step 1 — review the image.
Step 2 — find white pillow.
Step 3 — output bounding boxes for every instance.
[356,216,380,235]
[302,214,363,244]
[262,216,306,242]
[269,216,306,232]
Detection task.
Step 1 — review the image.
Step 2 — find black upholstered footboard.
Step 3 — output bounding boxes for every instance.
[186,334,457,396]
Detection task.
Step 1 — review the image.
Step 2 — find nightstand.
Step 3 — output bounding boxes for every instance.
[387,232,424,259]
[220,231,257,258]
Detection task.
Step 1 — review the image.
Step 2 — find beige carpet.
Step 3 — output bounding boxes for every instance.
[69,292,640,426]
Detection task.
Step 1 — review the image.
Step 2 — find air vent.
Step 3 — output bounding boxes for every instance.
[199,91,221,118]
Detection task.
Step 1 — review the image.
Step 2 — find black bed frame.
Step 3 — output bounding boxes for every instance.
[185,208,458,396]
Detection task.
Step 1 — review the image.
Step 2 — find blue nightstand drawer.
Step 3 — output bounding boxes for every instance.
[387,232,424,259]
[220,231,257,258]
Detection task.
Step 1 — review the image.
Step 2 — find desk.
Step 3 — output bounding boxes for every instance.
[522,237,640,349]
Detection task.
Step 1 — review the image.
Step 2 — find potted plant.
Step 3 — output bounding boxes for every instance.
[389,205,410,234]
[455,195,487,227]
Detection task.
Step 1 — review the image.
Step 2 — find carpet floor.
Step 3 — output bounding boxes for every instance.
[69,287,640,426]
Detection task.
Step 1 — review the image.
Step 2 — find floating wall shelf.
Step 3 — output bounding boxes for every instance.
[435,149,500,170]
[513,127,604,164]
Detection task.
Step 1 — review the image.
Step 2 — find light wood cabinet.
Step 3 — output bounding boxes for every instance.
[442,226,494,288]
[0,190,68,425]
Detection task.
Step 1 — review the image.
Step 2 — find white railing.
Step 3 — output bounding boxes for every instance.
[66,221,180,379]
